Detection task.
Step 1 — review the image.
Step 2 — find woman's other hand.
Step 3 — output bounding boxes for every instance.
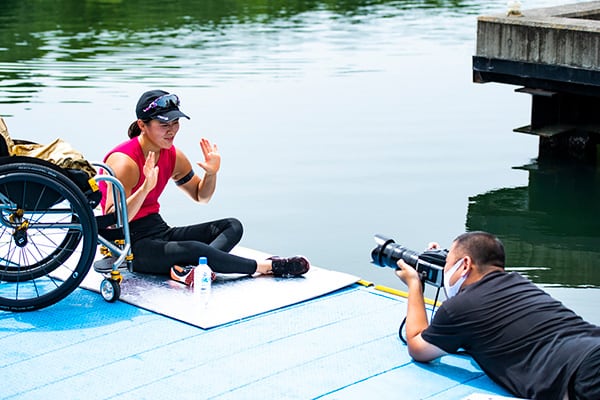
[197,138,221,176]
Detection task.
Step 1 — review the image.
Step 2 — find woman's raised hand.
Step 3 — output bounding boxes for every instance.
[142,151,159,192]
[197,138,221,176]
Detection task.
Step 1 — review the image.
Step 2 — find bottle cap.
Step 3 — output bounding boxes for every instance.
[199,257,207,265]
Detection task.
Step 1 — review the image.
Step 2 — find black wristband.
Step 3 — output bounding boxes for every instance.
[175,170,195,186]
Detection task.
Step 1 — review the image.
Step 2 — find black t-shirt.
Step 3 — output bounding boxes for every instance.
[421,271,600,400]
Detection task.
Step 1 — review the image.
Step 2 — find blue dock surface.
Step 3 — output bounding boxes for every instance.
[1,284,512,399]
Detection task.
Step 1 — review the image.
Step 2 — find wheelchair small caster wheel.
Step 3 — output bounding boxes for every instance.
[100,278,121,302]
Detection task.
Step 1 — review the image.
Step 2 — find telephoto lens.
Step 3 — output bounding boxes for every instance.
[371,234,447,287]
[371,234,419,269]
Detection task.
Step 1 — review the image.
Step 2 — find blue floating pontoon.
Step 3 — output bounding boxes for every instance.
[0,280,516,400]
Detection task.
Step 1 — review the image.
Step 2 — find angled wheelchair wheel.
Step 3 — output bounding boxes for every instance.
[0,162,98,311]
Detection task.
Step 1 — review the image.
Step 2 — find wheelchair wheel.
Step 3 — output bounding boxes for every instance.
[100,278,120,303]
[0,162,97,311]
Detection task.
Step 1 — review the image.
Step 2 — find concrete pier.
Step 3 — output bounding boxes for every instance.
[473,2,600,162]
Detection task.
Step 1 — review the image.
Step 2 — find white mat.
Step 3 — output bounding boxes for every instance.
[78,246,359,329]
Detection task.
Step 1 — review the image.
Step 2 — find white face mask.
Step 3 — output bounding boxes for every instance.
[444,258,468,299]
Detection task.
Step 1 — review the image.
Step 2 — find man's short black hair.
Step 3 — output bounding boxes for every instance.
[453,231,505,271]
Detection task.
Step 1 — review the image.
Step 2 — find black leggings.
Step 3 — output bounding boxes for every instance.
[128,213,258,275]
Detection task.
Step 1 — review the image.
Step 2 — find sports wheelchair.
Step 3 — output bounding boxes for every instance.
[0,135,132,312]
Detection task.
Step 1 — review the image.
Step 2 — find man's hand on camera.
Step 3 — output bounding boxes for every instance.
[427,242,440,250]
[395,259,421,288]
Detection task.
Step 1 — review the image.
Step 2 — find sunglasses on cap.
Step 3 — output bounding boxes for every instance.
[142,94,180,113]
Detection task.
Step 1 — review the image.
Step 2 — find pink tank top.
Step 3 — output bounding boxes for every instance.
[100,137,177,221]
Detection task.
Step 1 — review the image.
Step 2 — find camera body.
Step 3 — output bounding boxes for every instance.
[371,234,447,287]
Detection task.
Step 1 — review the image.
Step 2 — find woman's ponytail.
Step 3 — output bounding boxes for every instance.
[128,120,142,138]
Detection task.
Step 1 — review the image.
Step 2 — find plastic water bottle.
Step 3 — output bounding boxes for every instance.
[194,257,212,307]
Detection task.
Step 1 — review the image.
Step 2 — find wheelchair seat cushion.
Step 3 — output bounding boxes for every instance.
[11,138,97,179]
[0,117,14,157]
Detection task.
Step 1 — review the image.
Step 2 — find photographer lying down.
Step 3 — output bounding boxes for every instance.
[394,231,600,400]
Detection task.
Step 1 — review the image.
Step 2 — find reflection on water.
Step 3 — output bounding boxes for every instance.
[1,0,485,104]
[467,162,600,287]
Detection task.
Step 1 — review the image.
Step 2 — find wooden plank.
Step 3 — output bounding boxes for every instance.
[515,87,557,97]
[513,124,575,137]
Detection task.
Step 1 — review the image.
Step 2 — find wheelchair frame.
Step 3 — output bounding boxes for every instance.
[0,157,132,311]
[92,162,132,303]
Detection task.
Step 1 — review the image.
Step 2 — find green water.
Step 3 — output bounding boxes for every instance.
[1,0,598,322]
